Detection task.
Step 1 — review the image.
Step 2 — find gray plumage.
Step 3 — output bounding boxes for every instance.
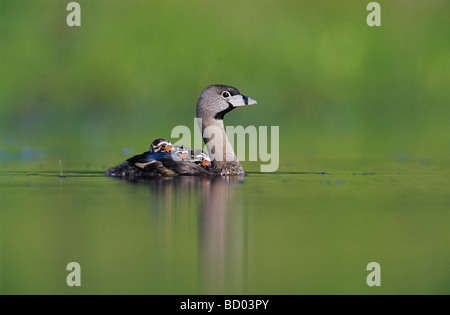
[196,84,257,175]
[105,84,257,178]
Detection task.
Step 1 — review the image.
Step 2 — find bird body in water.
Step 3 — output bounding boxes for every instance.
[106,85,257,178]
[106,139,210,177]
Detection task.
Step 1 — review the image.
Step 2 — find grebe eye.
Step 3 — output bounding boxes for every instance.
[221,91,230,99]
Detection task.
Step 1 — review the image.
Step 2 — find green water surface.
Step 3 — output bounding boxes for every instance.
[0,0,449,295]
[1,163,448,295]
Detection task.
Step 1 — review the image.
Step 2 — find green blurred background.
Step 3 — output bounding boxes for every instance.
[1,0,449,296]
[0,0,448,172]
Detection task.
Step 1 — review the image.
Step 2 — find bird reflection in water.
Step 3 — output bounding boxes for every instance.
[128,175,247,294]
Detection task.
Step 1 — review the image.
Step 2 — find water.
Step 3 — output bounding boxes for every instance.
[1,0,448,296]
[0,167,449,294]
